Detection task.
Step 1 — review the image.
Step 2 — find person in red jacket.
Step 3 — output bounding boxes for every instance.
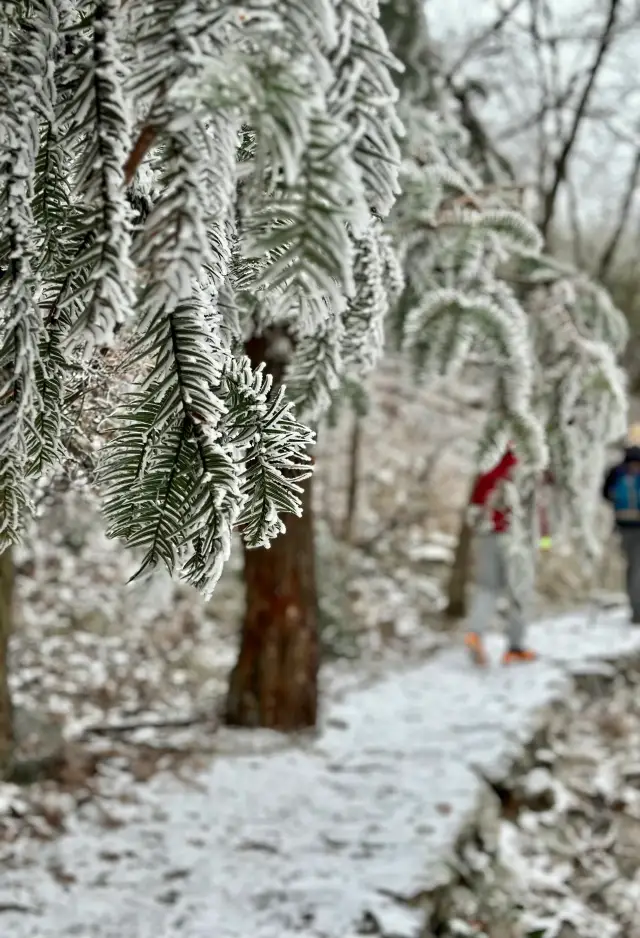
[464,445,538,667]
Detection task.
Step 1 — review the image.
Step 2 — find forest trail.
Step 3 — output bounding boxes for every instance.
[2,607,638,938]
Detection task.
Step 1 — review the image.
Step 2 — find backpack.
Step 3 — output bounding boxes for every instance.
[611,471,640,519]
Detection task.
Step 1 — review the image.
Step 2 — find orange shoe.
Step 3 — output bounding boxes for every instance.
[502,648,538,665]
[465,632,488,667]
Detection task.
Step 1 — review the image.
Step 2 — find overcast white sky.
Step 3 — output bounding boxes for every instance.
[425,0,640,241]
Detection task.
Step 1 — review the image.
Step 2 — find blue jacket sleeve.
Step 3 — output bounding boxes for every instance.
[602,465,621,502]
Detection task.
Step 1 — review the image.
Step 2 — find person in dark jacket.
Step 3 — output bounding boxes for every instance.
[603,442,640,624]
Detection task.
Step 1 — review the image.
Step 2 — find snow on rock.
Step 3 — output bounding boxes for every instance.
[428,531,458,548]
[405,541,454,565]
[2,610,640,937]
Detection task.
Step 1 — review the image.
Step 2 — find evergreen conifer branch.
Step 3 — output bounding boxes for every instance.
[0,0,403,590]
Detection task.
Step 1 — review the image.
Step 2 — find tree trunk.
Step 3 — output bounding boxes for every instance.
[0,548,14,776]
[225,329,319,731]
[342,412,362,544]
[445,514,473,620]
[225,470,319,730]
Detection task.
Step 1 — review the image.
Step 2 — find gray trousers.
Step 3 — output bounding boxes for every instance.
[620,527,640,619]
[467,532,527,649]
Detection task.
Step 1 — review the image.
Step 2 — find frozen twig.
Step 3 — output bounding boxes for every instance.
[79,713,216,738]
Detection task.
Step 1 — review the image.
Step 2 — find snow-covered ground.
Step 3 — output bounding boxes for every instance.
[2,607,638,938]
[497,661,640,938]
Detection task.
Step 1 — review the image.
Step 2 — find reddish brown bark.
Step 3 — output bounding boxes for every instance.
[224,330,319,731]
[0,548,14,776]
[123,124,157,185]
[225,472,319,730]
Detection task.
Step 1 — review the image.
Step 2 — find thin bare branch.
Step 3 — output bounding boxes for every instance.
[566,175,586,268]
[528,0,552,198]
[445,0,528,83]
[539,0,622,242]
[495,77,586,145]
[445,78,516,182]
[597,146,640,280]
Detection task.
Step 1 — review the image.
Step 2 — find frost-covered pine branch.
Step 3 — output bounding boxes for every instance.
[0,0,402,594]
[390,91,547,470]
[391,93,627,563]
[514,254,628,559]
[381,0,628,574]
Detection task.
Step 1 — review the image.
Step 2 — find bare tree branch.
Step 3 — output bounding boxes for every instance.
[603,118,640,148]
[445,78,516,182]
[539,0,622,243]
[566,175,586,267]
[528,0,552,198]
[597,146,640,280]
[445,0,528,83]
[494,77,586,145]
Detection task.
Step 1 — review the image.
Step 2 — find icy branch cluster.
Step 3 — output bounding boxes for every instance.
[0,0,402,593]
[381,0,627,563]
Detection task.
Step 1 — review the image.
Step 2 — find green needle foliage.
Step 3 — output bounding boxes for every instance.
[0,0,403,595]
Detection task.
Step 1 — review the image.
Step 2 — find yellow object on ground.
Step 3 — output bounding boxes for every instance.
[539,536,552,551]
[628,423,640,446]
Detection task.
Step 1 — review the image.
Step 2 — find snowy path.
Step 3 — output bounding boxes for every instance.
[3,609,640,938]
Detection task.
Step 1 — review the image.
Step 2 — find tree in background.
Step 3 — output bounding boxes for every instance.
[380,0,628,615]
[428,0,632,253]
[0,548,13,776]
[381,0,545,616]
[602,254,640,396]
[426,0,638,472]
[0,0,403,759]
[512,257,628,546]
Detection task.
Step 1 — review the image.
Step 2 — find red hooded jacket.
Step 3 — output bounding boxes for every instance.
[469,449,517,533]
